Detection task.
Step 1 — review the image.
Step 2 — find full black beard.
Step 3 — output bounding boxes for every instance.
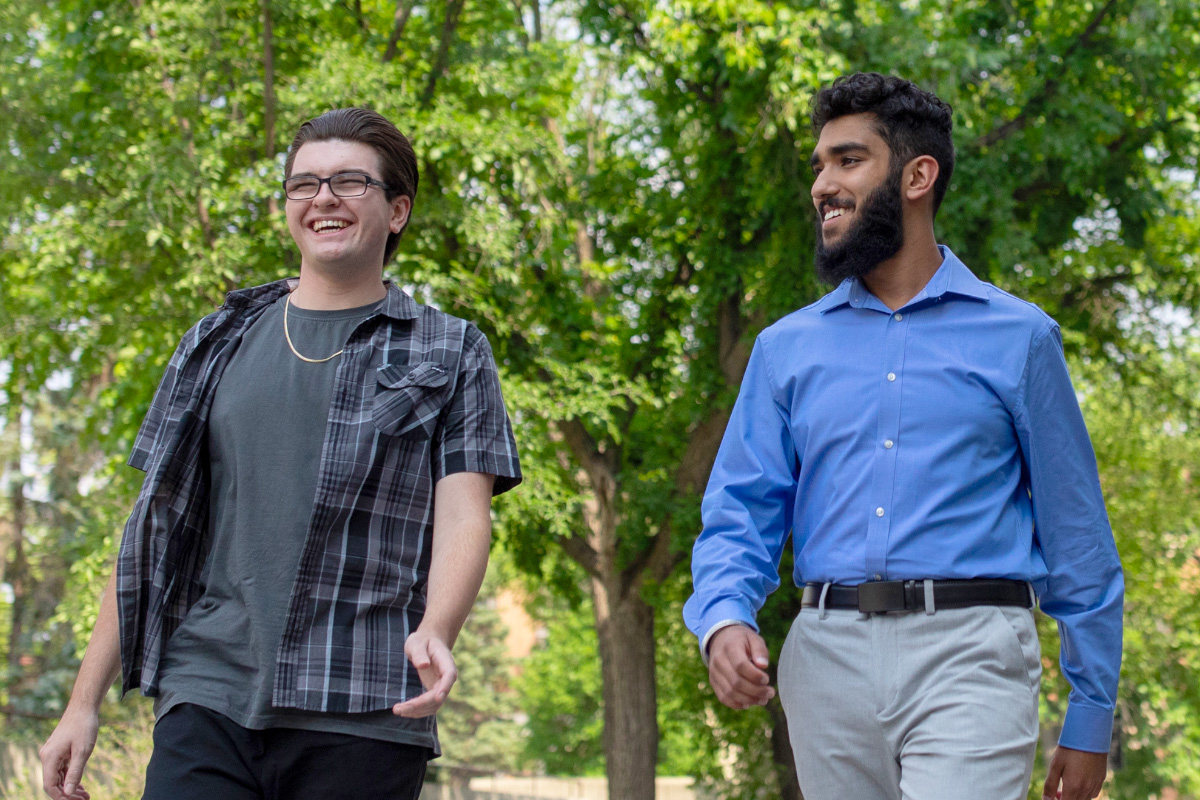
[813,168,905,285]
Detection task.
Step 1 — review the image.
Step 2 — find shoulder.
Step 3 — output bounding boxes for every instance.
[173,281,285,359]
[388,304,496,375]
[406,304,487,347]
[164,306,230,366]
[974,282,1060,344]
[755,294,834,353]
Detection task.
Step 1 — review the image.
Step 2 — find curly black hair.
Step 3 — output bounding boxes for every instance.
[810,72,955,213]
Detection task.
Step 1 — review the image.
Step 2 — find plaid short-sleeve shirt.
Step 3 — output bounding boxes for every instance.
[116,279,521,713]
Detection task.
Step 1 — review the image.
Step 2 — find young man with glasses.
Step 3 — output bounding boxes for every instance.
[686,73,1122,800]
[39,107,522,800]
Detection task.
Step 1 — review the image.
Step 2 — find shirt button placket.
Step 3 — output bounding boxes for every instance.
[867,309,908,581]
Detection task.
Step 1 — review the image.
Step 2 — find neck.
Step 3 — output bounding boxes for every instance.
[861,220,942,311]
[289,264,388,310]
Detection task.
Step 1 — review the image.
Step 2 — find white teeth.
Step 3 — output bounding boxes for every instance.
[824,208,847,221]
[313,220,349,232]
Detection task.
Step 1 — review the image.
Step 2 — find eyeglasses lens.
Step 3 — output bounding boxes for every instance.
[330,175,369,196]
[284,174,370,200]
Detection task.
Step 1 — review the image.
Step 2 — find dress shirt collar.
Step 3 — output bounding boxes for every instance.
[816,245,989,315]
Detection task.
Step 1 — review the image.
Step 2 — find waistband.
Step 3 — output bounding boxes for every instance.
[801,579,1034,614]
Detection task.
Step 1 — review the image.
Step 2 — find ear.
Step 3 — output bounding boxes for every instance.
[904,155,940,204]
[390,195,412,234]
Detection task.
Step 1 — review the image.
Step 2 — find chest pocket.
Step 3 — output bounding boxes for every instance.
[373,361,452,439]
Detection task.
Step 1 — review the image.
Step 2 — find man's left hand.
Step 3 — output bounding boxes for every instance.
[393,630,457,718]
[1042,746,1108,800]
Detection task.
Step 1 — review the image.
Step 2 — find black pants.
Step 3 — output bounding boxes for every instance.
[143,704,430,800]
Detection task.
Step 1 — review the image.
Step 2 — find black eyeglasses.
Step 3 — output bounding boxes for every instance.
[282,172,394,200]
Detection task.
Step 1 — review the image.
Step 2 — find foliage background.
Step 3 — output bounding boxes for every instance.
[2,0,1199,798]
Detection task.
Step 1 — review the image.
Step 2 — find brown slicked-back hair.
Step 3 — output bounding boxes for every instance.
[284,107,419,264]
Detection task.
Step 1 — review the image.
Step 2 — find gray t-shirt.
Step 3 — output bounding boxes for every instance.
[156,294,437,752]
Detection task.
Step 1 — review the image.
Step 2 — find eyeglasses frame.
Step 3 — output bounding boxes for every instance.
[282,172,395,201]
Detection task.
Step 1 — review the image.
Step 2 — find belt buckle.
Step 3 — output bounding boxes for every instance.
[857,580,905,614]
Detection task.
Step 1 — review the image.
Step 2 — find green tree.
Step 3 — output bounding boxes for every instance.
[3,1,1200,799]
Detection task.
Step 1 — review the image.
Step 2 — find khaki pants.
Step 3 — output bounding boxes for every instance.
[777,604,1041,800]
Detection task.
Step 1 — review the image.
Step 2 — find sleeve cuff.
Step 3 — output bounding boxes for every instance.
[1058,701,1115,753]
[699,620,753,666]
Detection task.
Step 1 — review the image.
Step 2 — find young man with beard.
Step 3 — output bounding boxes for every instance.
[38,107,521,800]
[685,73,1122,800]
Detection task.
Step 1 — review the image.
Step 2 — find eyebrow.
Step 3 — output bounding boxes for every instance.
[289,168,375,178]
[809,141,871,169]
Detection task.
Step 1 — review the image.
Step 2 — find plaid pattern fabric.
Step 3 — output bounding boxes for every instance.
[117,279,521,712]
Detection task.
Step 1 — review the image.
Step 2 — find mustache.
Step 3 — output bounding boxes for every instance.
[818,198,854,217]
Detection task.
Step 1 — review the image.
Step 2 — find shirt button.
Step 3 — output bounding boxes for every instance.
[884,439,894,449]
[887,372,896,382]
[875,507,885,517]
[874,573,883,580]
[894,313,903,321]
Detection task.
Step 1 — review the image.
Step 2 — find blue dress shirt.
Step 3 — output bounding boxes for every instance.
[684,247,1123,753]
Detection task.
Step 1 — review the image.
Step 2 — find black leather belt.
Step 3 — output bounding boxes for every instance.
[801,579,1032,614]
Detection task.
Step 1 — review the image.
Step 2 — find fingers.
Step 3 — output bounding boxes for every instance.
[708,628,774,710]
[711,676,773,710]
[393,688,444,718]
[62,746,92,798]
[1044,747,1107,800]
[395,632,458,717]
[405,636,432,670]
[747,633,771,670]
[1042,749,1064,800]
[424,645,457,696]
[40,741,69,800]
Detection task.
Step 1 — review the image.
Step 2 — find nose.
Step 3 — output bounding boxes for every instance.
[312,181,341,206]
[811,169,835,204]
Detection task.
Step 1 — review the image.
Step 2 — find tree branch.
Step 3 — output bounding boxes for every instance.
[260,0,279,216]
[557,534,602,578]
[717,287,750,388]
[555,417,614,502]
[382,0,418,63]
[510,0,530,48]
[622,516,685,594]
[973,0,1123,149]
[420,0,467,108]
[0,705,58,721]
[352,0,370,36]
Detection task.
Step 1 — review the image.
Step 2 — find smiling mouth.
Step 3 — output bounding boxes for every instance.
[822,207,851,225]
[311,220,350,234]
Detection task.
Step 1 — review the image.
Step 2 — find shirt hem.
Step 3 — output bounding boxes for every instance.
[154,691,440,755]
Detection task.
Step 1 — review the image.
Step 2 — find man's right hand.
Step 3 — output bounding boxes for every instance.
[39,705,98,799]
[707,625,776,710]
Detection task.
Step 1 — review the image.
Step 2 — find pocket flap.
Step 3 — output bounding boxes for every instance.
[376,361,450,389]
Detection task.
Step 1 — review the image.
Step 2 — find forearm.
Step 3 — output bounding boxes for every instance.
[418,472,495,648]
[66,569,123,712]
[1020,325,1125,752]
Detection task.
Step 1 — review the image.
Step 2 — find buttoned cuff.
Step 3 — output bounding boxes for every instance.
[1058,702,1115,753]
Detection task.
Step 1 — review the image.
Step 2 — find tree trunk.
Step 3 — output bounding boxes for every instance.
[260,0,279,217]
[420,0,467,108]
[7,471,28,672]
[382,0,417,63]
[592,577,658,800]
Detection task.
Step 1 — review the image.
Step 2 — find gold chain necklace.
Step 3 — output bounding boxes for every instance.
[283,295,344,363]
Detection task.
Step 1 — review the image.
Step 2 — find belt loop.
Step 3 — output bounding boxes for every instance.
[1027,582,1037,609]
[923,579,936,615]
[818,582,831,620]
